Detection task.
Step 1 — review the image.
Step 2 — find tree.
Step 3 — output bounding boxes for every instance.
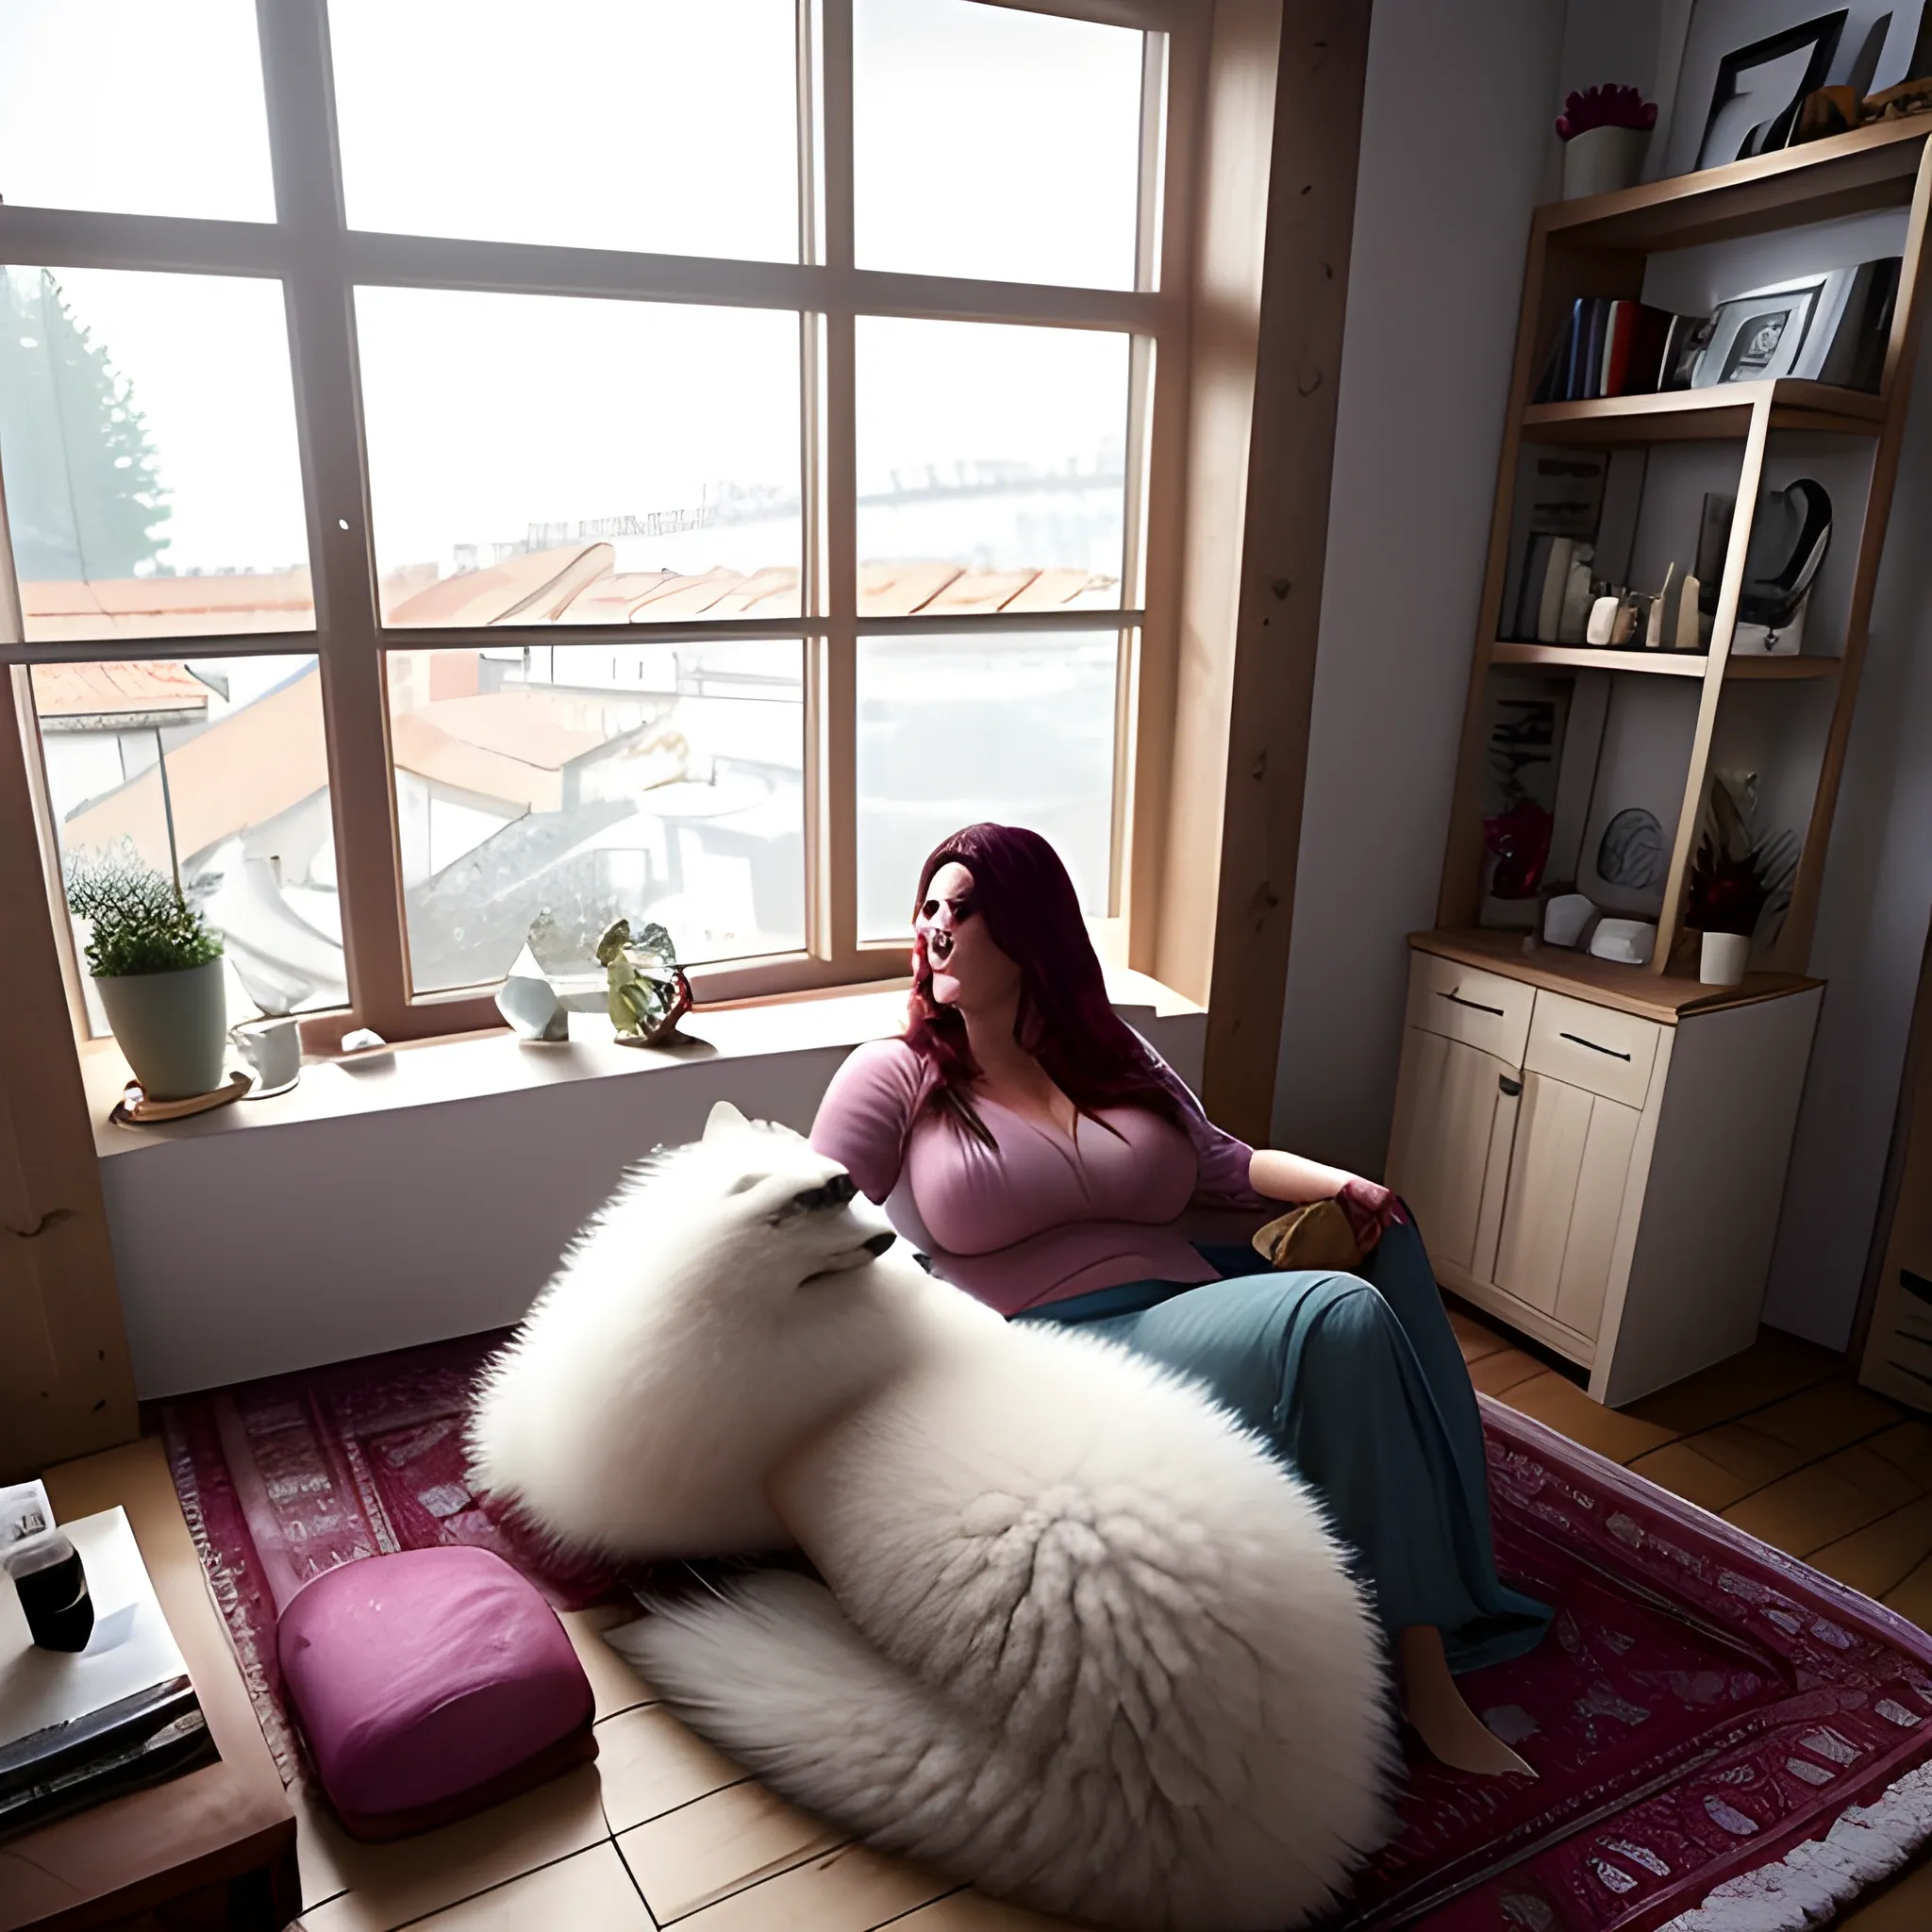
[0,268,171,581]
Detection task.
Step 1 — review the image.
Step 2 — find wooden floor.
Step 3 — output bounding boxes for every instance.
[285,1312,1932,1930]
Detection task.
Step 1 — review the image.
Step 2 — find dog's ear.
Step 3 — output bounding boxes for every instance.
[704,1100,752,1142]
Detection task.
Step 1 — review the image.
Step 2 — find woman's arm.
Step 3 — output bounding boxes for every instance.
[1248,1148,1407,1251]
[809,1039,932,1203]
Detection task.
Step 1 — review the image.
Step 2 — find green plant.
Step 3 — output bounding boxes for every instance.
[64,847,222,977]
[1686,772,1798,939]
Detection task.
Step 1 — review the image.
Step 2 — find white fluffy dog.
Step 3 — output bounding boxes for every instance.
[468,1104,1393,1932]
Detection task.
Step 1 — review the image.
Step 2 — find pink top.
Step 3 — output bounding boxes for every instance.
[810,1038,1266,1315]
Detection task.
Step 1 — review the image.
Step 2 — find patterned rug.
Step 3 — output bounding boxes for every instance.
[161,1336,1932,1929]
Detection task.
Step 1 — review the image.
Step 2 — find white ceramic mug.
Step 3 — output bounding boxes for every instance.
[1698,931,1751,988]
[231,1014,301,1092]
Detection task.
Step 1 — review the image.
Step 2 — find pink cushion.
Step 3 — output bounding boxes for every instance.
[278,1547,596,1840]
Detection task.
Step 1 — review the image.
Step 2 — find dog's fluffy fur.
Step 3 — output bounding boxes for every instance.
[467,1106,1394,1931]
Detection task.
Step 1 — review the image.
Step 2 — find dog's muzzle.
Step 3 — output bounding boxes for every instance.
[862,1230,896,1257]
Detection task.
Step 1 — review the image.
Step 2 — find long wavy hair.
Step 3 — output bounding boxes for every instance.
[903,824,1184,1145]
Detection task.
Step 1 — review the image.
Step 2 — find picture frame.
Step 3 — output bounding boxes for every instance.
[1691,275,1829,385]
[1695,12,1847,168]
[1690,263,1888,386]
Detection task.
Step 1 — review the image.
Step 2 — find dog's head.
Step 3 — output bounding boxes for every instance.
[668,1100,898,1288]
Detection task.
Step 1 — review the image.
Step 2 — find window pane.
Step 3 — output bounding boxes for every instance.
[0,268,313,641]
[33,656,344,1027]
[358,291,803,626]
[856,0,1144,290]
[389,642,805,992]
[0,2,274,222]
[329,1,798,261]
[856,319,1129,608]
[858,629,1118,939]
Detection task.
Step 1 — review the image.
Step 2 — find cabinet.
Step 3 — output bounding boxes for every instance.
[1387,941,1823,1406]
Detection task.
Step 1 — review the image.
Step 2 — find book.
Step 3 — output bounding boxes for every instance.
[1534,299,1588,405]
[1537,537,1576,642]
[1624,303,1674,394]
[1578,300,1610,401]
[1513,532,1557,639]
[1601,300,1635,397]
[0,1508,214,1843]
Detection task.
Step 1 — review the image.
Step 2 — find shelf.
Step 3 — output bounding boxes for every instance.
[1409,929,1822,1024]
[1491,641,1843,679]
[1541,113,1932,254]
[1522,379,1886,445]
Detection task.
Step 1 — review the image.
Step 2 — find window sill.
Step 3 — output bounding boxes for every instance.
[80,966,1206,1158]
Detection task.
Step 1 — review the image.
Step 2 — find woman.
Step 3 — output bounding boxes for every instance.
[810,824,1550,1775]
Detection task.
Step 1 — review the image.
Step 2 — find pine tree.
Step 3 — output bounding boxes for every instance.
[0,268,172,581]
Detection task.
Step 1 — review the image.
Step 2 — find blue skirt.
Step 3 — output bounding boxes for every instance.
[1015,1219,1552,1674]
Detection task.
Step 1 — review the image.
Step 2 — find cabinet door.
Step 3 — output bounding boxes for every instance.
[1387,1026,1516,1276]
[1493,1070,1640,1334]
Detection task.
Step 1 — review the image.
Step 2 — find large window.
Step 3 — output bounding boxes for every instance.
[0,0,1185,1038]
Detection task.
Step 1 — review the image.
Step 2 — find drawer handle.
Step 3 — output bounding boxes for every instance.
[1440,990,1506,1017]
[1498,1075,1523,1096]
[1559,1030,1631,1061]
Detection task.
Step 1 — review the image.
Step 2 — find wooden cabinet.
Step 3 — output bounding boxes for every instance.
[1388,940,1824,1405]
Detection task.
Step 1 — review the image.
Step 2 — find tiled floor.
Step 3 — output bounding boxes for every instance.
[284,1312,1932,1930]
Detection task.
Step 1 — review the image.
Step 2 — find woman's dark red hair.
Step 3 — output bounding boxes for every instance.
[903,824,1183,1142]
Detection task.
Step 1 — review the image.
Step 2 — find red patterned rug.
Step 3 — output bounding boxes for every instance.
[161,1337,1932,1929]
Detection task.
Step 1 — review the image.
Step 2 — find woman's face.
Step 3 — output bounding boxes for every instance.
[916,861,1022,1011]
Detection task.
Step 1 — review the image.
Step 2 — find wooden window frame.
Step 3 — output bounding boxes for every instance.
[0,0,1207,1046]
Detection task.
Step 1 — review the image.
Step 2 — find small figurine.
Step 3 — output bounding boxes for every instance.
[597,919,692,1045]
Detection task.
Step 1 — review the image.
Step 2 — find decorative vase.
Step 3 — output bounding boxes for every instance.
[1697,931,1752,989]
[1561,125,1649,199]
[94,958,229,1099]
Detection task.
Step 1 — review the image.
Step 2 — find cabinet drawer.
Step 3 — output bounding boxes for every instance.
[1406,952,1533,1066]
[1525,991,1660,1109]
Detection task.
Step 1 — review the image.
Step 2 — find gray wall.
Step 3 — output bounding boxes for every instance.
[1272,0,1932,1357]
[1762,370,1932,1348]
[1271,0,1568,1175]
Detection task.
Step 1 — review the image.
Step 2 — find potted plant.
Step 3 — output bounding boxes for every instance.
[65,848,227,1098]
[1684,776,1795,987]
[1557,85,1657,199]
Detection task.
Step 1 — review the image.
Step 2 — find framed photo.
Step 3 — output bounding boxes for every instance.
[1691,275,1828,385]
[1696,12,1846,168]
[1661,5,1929,178]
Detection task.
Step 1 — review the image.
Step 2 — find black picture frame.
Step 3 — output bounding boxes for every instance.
[1696,12,1848,168]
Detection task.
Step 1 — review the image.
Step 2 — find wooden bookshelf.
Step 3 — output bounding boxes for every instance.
[1439,117,1932,976]
[1490,641,1843,679]
[1523,378,1885,445]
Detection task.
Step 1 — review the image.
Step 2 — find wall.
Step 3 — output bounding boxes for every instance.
[99,991,1208,1397]
[1270,0,1570,1174]
[1271,0,1932,1357]
[1762,365,1932,1347]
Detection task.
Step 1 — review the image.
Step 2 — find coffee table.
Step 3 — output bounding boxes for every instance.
[0,1439,295,1930]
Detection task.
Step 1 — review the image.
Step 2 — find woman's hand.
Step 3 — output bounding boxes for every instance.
[1334,1174,1407,1254]
[1248,1149,1408,1253]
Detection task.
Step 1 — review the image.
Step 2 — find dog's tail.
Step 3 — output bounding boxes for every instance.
[607,1570,998,1851]
[603,1567,1374,1932]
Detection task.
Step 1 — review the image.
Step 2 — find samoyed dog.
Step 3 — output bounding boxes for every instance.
[468,1104,1393,1932]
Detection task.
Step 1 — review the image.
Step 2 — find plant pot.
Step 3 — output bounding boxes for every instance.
[1697,931,1752,989]
[94,958,229,1100]
[1561,125,1649,199]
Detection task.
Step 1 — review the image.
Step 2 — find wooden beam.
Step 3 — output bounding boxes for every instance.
[1194,0,1372,1144]
[0,670,139,1479]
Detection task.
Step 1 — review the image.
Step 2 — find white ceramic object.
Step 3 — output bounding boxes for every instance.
[1543,892,1597,948]
[1732,594,1807,658]
[1561,125,1649,200]
[232,1014,301,1094]
[1589,917,1657,966]
[1699,931,1751,987]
